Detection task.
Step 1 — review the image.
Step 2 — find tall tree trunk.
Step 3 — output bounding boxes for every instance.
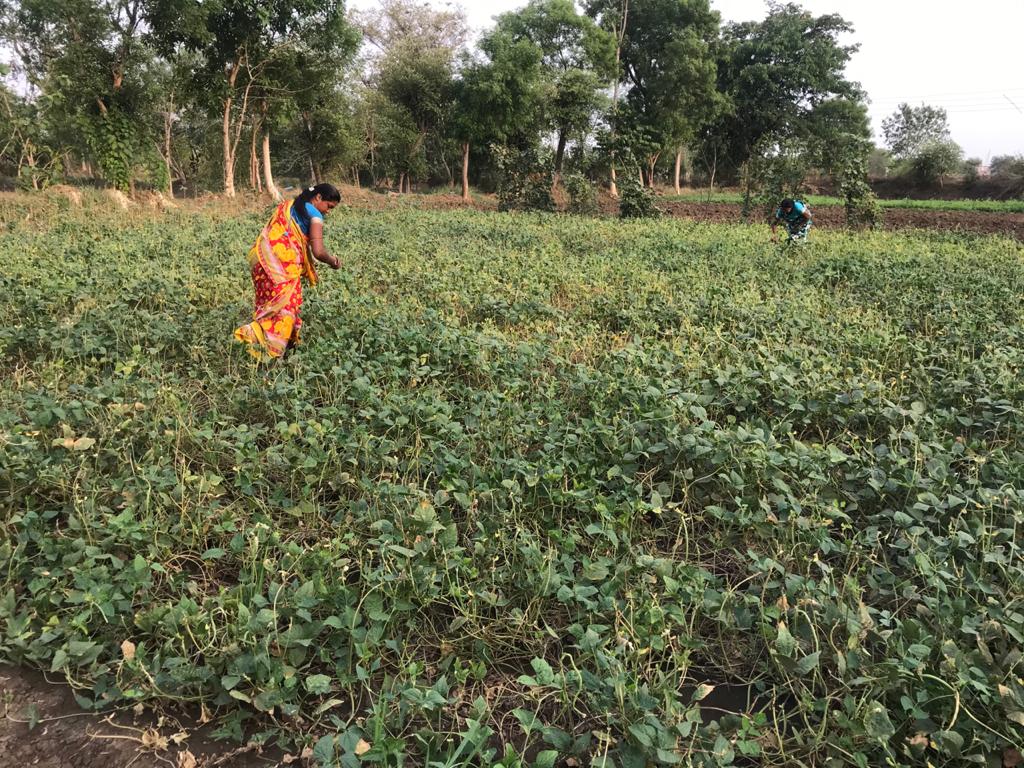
[673,148,682,194]
[461,141,470,202]
[163,109,174,198]
[608,0,629,199]
[352,166,360,189]
[222,56,242,197]
[646,154,659,188]
[441,152,453,188]
[222,104,234,196]
[303,112,318,184]
[262,129,281,201]
[249,125,261,193]
[398,172,405,193]
[554,128,568,185]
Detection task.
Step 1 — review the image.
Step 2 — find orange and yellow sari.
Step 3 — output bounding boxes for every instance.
[233,201,319,361]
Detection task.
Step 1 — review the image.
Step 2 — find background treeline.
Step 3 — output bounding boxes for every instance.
[0,0,1020,204]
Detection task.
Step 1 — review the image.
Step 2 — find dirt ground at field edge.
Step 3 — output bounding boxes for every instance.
[0,665,284,768]
[332,188,1024,239]
[652,200,1024,239]
[335,188,1024,239]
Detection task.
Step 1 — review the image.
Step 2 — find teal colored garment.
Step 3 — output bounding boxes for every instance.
[775,200,809,226]
[776,201,812,238]
[290,201,323,236]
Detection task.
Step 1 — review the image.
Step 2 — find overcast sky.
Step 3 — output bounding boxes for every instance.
[352,0,1024,161]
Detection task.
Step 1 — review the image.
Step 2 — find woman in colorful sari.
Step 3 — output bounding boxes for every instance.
[234,183,342,361]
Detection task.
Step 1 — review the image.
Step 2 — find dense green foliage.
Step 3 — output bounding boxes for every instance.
[699,3,867,182]
[2,204,1024,767]
[618,167,661,219]
[882,104,951,162]
[0,0,887,199]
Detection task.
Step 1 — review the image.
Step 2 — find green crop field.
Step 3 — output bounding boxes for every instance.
[666,191,1024,213]
[2,203,1023,767]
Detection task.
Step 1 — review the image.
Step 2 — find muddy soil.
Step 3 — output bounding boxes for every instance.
[654,200,1024,239]
[0,666,283,768]
[341,187,1024,239]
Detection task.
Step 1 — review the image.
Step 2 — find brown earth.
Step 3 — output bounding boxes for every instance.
[14,185,1022,239]
[652,200,1024,239]
[329,186,1024,239]
[0,666,285,768]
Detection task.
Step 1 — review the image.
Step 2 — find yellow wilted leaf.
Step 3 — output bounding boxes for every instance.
[141,728,168,751]
[177,749,197,768]
[355,739,371,756]
[692,683,716,702]
[121,640,136,661]
[72,436,96,451]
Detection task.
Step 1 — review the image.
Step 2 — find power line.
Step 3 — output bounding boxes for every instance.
[871,97,1024,106]
[868,87,1024,100]
[870,96,1024,107]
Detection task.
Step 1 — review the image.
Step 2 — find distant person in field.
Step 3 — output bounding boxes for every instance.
[771,198,812,243]
[233,183,341,361]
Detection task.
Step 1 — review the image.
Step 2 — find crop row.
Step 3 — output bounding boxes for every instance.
[1,208,1023,766]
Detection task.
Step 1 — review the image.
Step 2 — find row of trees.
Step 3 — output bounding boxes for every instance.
[879,103,1024,190]
[0,0,891,201]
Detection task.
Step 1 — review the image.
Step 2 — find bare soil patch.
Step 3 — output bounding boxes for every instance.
[0,666,282,768]
[652,200,1024,239]
[332,186,1024,239]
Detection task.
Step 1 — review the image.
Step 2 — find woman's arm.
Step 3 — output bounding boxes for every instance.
[308,219,340,269]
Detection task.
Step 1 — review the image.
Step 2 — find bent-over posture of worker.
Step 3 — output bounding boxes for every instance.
[772,198,812,243]
[233,183,341,361]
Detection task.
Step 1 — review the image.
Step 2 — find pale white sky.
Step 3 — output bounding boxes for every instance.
[353,0,1024,161]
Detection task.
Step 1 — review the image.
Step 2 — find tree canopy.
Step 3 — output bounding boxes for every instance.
[0,0,904,197]
[882,103,952,161]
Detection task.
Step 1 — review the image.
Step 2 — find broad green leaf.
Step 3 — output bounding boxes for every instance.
[775,622,796,658]
[691,683,715,702]
[796,651,821,676]
[931,729,964,757]
[305,674,332,694]
[863,702,895,741]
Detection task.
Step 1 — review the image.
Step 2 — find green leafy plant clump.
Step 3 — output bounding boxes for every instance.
[1,203,1023,767]
[618,166,660,219]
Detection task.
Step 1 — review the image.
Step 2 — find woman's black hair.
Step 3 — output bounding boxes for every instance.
[780,198,794,209]
[292,182,341,229]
